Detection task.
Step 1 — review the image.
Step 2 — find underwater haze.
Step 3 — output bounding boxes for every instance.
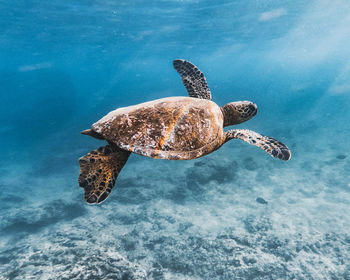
[1,0,350,279]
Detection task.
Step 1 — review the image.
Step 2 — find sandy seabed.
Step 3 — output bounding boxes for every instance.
[1,123,349,280]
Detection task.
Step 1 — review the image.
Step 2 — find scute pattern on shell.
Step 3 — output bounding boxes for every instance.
[92,97,224,160]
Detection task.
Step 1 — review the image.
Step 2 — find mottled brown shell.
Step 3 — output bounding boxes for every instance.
[92,97,224,160]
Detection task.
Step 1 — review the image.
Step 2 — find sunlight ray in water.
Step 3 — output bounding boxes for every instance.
[0,0,350,279]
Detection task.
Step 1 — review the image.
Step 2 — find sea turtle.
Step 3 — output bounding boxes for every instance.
[79,59,291,204]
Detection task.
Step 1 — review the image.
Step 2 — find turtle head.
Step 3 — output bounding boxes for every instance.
[221,101,257,127]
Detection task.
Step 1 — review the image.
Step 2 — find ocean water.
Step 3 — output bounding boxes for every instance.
[1,0,350,279]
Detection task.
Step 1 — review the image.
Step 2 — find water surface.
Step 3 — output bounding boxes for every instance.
[1,1,350,279]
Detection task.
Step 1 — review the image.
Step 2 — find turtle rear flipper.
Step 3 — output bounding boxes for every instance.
[78,144,131,204]
[225,129,291,161]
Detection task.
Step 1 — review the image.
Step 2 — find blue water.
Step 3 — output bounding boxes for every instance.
[1,1,350,279]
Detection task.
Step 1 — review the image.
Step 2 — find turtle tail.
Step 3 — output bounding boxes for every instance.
[81,129,105,140]
[78,144,131,204]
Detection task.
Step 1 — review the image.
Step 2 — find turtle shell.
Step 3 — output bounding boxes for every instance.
[92,97,224,160]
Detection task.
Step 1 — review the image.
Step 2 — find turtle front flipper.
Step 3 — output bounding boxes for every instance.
[78,144,131,204]
[224,129,291,161]
[173,59,212,100]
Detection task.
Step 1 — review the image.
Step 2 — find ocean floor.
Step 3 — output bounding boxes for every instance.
[2,0,350,279]
[1,119,349,279]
